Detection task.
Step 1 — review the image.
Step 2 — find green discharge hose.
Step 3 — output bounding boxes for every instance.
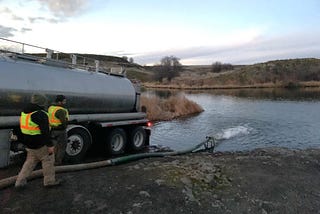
[110,138,214,165]
[0,136,217,190]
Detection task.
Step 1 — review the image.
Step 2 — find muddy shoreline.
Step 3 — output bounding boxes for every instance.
[1,147,320,213]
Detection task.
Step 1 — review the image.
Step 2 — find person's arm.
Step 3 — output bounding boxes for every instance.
[32,111,54,147]
[47,146,55,154]
[55,109,68,129]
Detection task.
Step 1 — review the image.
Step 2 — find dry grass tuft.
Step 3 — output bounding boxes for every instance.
[141,94,203,121]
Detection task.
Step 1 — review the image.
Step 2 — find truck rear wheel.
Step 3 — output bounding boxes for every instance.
[128,126,147,151]
[106,128,127,155]
[65,126,92,163]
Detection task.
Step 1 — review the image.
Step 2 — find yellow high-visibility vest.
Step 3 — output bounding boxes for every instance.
[20,111,41,135]
[48,105,69,127]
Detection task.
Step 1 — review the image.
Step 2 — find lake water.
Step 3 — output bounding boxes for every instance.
[145,88,320,152]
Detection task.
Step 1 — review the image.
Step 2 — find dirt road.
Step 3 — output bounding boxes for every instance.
[1,147,320,213]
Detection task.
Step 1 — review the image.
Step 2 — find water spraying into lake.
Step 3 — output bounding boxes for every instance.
[146,88,320,152]
[214,125,251,141]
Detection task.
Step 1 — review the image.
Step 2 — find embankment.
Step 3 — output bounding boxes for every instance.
[1,147,320,213]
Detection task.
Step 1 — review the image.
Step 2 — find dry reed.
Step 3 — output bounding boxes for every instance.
[140,94,203,121]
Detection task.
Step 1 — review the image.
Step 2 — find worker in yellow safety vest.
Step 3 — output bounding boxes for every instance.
[16,94,62,189]
[48,95,69,165]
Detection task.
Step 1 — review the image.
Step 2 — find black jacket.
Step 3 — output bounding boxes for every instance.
[21,103,53,149]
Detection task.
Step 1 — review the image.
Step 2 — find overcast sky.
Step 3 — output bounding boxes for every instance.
[0,0,319,65]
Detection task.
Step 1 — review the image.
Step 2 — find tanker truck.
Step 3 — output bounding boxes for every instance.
[0,38,151,167]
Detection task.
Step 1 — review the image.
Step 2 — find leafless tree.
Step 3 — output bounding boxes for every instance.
[158,56,182,82]
[212,61,234,72]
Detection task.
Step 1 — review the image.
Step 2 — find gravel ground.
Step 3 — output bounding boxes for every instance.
[1,147,320,213]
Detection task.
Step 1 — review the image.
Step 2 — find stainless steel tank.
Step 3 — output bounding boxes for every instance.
[0,55,138,116]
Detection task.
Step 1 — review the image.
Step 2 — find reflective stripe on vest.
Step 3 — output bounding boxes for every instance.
[20,111,41,135]
[48,105,69,127]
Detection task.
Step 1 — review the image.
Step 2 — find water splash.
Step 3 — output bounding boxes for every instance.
[215,125,251,140]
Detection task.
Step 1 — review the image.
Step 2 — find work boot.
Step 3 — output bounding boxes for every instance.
[44,179,63,188]
[14,184,27,191]
[15,179,27,190]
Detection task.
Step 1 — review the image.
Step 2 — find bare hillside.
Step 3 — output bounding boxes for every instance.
[144,58,320,89]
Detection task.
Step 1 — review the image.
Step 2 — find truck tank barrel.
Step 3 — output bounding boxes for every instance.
[0,112,147,128]
[0,56,138,117]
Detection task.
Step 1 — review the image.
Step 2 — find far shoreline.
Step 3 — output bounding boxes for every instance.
[142,81,320,90]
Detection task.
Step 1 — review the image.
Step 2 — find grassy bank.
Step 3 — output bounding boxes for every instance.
[143,81,320,90]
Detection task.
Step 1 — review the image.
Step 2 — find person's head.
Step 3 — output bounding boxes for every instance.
[31,94,48,107]
[55,95,66,105]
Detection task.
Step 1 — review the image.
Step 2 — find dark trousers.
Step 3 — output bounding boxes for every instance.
[51,130,67,165]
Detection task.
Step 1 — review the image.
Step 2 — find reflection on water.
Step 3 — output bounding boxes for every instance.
[146,87,320,151]
[190,88,320,101]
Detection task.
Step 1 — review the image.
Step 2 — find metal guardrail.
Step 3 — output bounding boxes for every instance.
[0,37,125,76]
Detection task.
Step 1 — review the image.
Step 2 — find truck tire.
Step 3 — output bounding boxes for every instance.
[128,126,147,151]
[106,128,127,155]
[65,126,92,163]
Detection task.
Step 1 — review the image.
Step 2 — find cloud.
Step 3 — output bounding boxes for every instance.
[11,14,24,21]
[0,25,17,37]
[0,25,31,38]
[215,32,320,64]
[0,6,24,21]
[21,27,32,33]
[134,31,320,65]
[37,0,89,17]
[28,16,62,24]
[1,3,66,25]
[0,7,10,14]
